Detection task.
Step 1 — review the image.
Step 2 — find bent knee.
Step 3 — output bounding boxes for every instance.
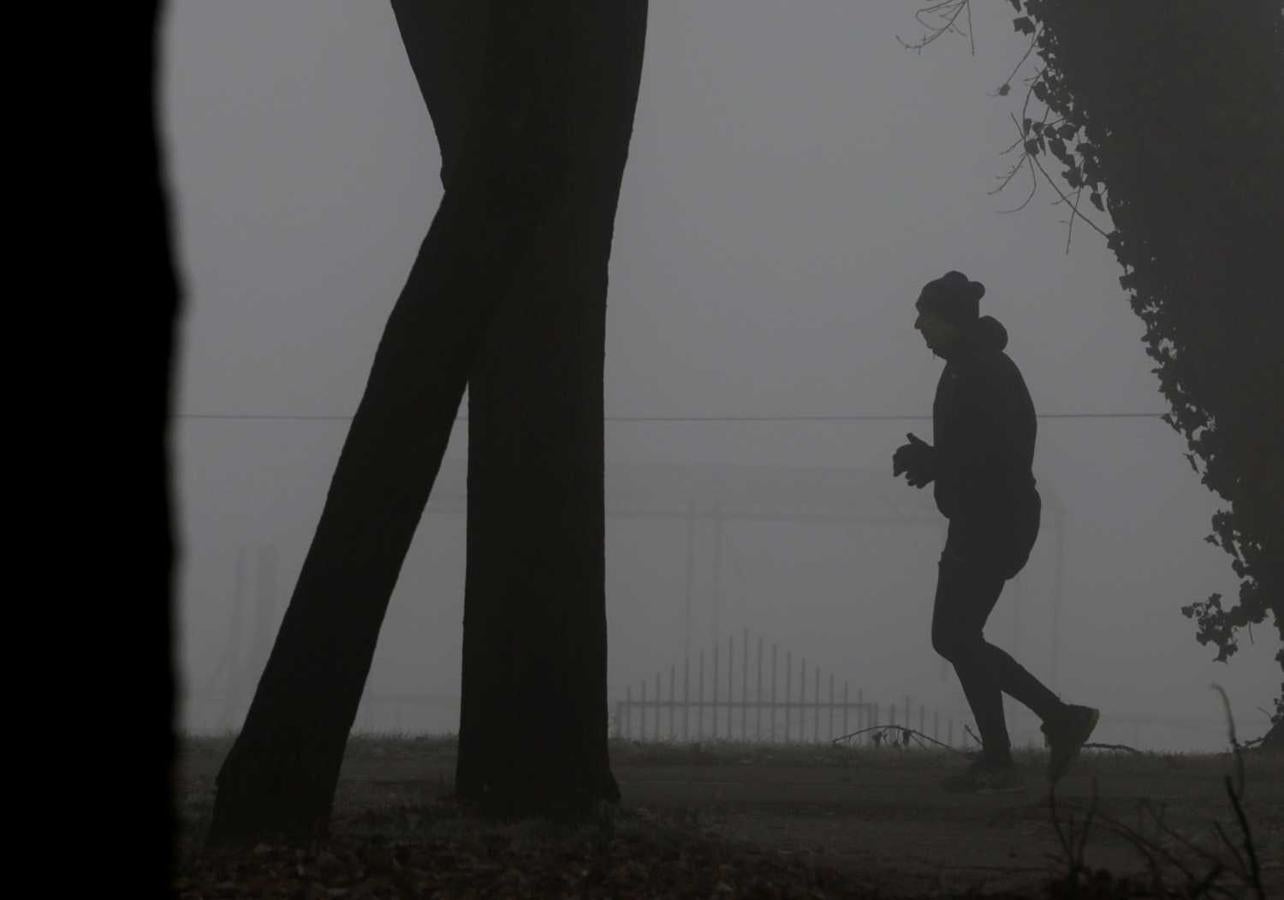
[932,626,981,663]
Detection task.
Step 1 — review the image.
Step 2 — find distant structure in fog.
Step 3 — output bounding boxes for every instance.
[192,459,1068,733]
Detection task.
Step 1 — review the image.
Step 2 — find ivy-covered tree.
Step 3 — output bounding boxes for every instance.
[910,1,1283,742]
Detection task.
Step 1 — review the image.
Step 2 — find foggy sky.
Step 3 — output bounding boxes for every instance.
[161,0,1279,751]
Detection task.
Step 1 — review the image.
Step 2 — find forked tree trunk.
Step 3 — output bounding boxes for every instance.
[208,1,647,844]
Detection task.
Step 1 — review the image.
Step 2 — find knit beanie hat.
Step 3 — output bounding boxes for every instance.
[917,271,985,327]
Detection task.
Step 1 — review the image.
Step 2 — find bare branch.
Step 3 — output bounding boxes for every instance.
[897,1,974,54]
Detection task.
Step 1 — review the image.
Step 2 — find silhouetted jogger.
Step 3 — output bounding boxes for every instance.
[893,271,1098,792]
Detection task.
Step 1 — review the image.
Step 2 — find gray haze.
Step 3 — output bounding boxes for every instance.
[162,1,1279,751]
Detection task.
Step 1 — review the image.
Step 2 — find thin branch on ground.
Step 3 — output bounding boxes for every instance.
[1082,741,1144,755]
[831,725,967,755]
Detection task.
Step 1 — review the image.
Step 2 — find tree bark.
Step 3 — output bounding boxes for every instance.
[456,1,648,815]
[208,1,647,843]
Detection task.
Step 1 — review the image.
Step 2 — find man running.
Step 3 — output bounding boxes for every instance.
[893,270,1098,792]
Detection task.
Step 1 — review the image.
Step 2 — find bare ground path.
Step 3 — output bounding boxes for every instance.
[178,737,1283,897]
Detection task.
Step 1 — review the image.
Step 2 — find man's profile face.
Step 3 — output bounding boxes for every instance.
[914,301,957,356]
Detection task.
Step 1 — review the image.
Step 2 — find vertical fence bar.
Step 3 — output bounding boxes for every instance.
[616,699,624,739]
[756,635,764,741]
[919,704,925,736]
[770,644,778,742]
[814,665,821,743]
[625,685,632,739]
[799,658,806,743]
[698,650,705,740]
[741,628,749,741]
[669,664,676,741]
[785,650,792,743]
[683,656,690,742]
[857,688,865,737]
[889,702,896,729]
[654,672,661,742]
[641,679,648,739]
[727,635,734,743]
[842,681,850,740]
[828,673,835,742]
[713,640,720,741]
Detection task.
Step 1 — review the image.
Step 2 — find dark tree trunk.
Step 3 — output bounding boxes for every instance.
[208,1,647,843]
[147,2,180,889]
[1261,716,1284,751]
[456,1,648,815]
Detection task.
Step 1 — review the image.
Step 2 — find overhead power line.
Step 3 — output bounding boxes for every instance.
[174,411,1166,423]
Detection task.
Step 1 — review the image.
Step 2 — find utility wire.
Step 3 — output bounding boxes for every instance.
[174,411,1166,423]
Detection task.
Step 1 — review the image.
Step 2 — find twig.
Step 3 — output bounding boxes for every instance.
[1224,775,1265,900]
[993,24,1042,96]
[1082,741,1144,755]
[1027,152,1111,239]
[1211,684,1245,798]
[831,725,967,755]
[897,1,974,55]
[1064,185,1083,254]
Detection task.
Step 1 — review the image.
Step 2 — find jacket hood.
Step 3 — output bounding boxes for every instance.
[969,314,1008,352]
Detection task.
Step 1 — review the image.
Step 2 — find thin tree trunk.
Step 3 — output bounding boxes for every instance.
[208,3,587,844]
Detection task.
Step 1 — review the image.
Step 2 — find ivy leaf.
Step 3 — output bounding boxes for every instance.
[1007,0,1022,11]
[1089,191,1104,211]
[1013,16,1036,35]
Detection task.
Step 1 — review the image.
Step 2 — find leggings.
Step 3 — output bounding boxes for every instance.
[931,545,1063,762]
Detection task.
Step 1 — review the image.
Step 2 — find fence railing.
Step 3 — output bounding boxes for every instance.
[615,629,959,746]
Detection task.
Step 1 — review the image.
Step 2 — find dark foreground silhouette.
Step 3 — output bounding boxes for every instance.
[209,1,648,844]
[895,271,1099,792]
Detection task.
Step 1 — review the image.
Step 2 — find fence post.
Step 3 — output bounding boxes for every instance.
[785,650,792,743]
[669,664,676,742]
[625,685,632,740]
[843,681,849,740]
[771,643,778,742]
[713,639,720,741]
[828,673,835,742]
[641,678,648,740]
[683,656,690,742]
[698,650,705,741]
[800,658,807,743]
[814,665,821,743]
[741,628,749,741]
[727,634,734,743]
[756,635,764,741]
[654,672,661,742]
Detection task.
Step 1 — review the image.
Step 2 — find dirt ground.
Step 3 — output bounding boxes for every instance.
[178,736,1283,897]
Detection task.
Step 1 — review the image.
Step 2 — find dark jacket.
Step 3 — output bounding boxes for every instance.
[932,316,1040,576]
